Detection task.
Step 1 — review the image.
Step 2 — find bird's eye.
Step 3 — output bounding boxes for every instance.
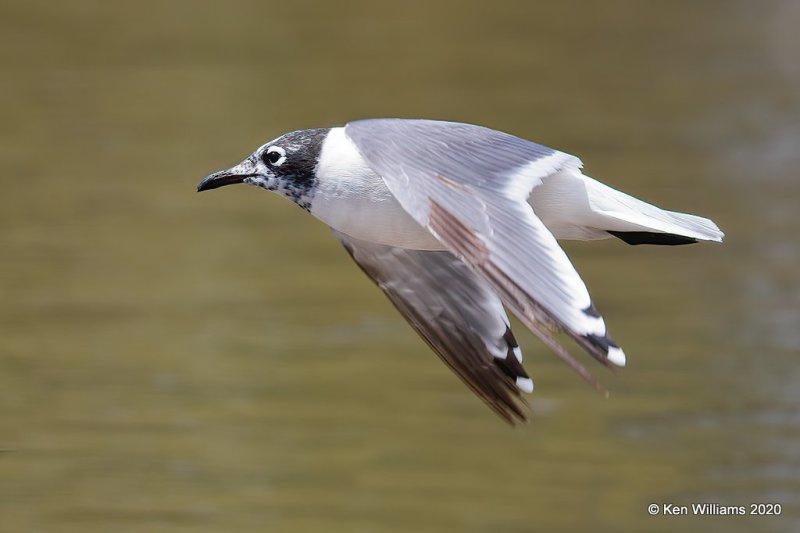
[263,146,286,166]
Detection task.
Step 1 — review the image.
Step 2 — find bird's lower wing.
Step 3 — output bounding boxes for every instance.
[335,231,532,424]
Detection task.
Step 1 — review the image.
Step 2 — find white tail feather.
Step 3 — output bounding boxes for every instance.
[530,168,724,242]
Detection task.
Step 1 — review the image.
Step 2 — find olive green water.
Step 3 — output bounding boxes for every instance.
[1,1,798,532]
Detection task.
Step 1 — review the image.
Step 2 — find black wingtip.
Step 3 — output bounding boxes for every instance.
[582,303,602,318]
[608,230,699,246]
[582,332,626,368]
[494,327,531,383]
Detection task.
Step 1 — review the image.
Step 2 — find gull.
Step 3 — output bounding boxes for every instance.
[198,119,723,424]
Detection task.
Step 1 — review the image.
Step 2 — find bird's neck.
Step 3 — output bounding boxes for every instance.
[308,128,443,250]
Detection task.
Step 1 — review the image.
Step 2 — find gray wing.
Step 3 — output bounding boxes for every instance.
[335,230,533,425]
[345,119,625,386]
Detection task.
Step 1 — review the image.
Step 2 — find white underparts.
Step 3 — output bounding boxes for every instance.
[312,128,444,250]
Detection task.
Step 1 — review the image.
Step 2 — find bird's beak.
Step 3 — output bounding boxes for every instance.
[197,161,257,192]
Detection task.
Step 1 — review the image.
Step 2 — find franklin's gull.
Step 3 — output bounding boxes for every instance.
[198,119,723,424]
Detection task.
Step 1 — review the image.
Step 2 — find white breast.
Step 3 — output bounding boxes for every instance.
[310,128,444,250]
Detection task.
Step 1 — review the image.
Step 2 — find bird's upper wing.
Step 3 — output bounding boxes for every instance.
[345,119,625,386]
[335,230,532,424]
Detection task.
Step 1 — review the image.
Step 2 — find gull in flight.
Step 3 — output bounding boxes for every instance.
[198,119,723,424]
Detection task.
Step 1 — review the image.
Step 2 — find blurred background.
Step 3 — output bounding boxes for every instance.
[0,1,798,531]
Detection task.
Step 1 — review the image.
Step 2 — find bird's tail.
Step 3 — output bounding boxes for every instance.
[530,169,725,244]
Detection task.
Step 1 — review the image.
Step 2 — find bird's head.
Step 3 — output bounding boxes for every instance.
[197,128,330,210]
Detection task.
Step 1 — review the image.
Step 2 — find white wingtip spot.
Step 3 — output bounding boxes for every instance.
[515,377,534,393]
[608,346,626,367]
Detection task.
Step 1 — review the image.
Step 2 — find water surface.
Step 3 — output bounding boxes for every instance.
[1,1,798,531]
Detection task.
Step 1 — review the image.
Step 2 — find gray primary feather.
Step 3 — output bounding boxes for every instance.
[345,119,621,381]
[335,231,531,424]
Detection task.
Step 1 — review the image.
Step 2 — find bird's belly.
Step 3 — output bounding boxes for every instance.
[311,127,444,249]
[310,179,445,251]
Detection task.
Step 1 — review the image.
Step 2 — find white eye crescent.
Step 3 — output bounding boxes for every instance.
[264,146,286,166]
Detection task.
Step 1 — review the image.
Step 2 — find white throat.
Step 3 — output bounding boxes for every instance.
[310,128,443,250]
